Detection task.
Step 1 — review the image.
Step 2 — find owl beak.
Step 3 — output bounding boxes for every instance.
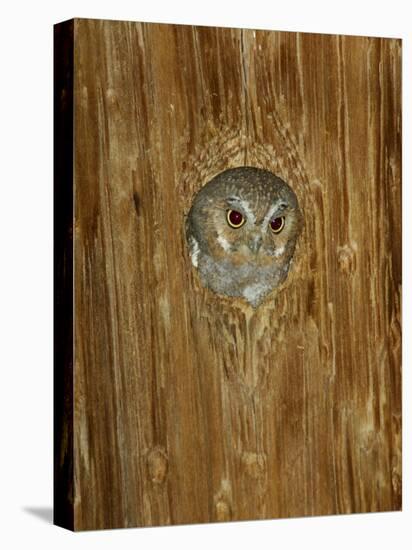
[249,235,263,254]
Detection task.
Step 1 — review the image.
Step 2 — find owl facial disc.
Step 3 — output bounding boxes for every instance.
[186,166,303,307]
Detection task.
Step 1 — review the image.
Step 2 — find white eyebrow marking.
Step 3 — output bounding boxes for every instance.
[239,200,256,223]
[263,200,288,227]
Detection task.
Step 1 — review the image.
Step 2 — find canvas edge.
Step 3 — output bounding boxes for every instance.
[53,18,75,532]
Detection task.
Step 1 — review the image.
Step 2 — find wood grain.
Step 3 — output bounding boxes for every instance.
[54,18,402,531]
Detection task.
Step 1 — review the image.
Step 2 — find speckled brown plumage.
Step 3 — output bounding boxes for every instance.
[186,167,303,307]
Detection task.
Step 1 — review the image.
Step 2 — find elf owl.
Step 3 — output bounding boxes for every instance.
[185,166,303,307]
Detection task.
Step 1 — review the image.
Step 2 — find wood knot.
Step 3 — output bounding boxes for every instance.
[241,451,266,480]
[215,499,231,521]
[214,479,232,521]
[105,87,118,107]
[391,468,401,496]
[146,447,168,484]
[337,244,356,275]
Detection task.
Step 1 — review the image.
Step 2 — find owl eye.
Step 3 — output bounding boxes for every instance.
[226,209,245,228]
[270,216,285,233]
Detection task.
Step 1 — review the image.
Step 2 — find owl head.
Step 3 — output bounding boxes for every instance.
[186,167,303,307]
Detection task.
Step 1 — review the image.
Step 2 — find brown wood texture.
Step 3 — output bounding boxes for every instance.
[56,18,402,530]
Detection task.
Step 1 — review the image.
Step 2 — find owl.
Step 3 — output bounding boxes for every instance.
[185,166,303,307]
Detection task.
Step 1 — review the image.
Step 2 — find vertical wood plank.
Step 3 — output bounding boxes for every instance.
[56,19,403,530]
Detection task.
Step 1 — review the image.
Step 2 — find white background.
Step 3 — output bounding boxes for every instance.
[0,0,409,548]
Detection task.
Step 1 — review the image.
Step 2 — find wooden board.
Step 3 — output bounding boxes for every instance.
[54,18,402,531]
